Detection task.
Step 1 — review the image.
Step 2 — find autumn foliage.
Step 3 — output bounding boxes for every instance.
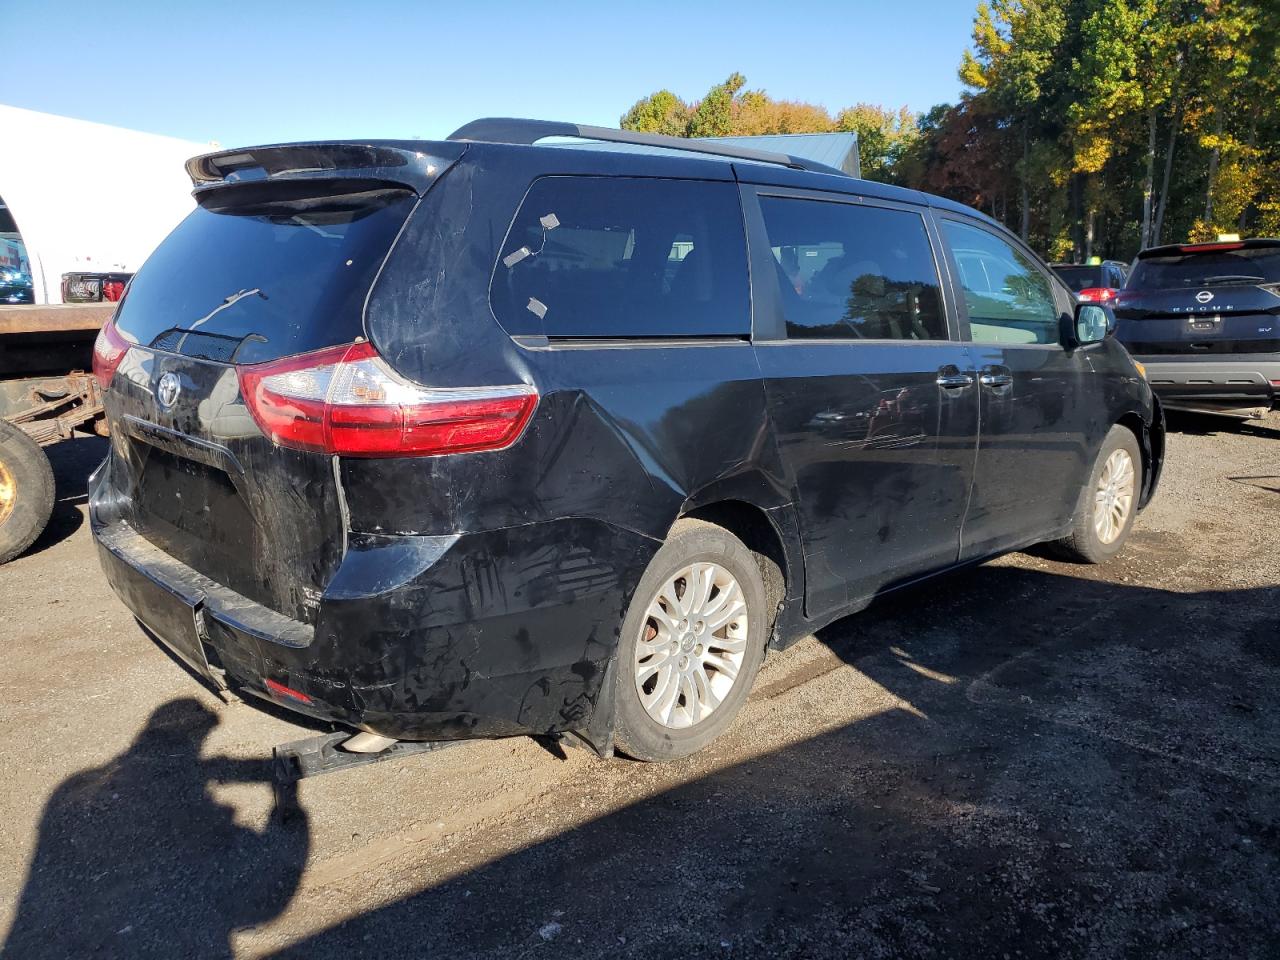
[620,0,1279,261]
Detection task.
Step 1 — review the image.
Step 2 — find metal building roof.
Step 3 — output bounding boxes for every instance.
[696,132,861,178]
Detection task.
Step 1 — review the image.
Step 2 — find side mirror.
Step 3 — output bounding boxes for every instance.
[1070,303,1114,346]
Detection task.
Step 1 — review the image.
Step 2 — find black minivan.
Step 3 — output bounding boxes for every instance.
[90,120,1163,761]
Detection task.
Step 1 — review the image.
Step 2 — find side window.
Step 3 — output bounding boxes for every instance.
[490,177,749,338]
[940,220,1058,345]
[758,196,947,341]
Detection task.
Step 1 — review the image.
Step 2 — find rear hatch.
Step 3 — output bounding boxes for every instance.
[1115,240,1280,355]
[1052,264,1105,293]
[99,142,459,624]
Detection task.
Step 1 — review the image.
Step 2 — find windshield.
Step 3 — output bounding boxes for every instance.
[114,187,415,364]
[1127,247,1280,290]
[1053,266,1104,291]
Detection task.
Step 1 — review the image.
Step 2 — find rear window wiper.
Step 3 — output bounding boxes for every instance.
[1196,274,1266,285]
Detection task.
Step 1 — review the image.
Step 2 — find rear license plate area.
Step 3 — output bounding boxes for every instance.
[137,444,247,542]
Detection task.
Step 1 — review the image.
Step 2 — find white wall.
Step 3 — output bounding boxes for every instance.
[0,105,212,303]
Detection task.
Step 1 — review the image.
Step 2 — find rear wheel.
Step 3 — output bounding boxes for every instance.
[1050,424,1142,564]
[613,519,768,761]
[0,421,54,565]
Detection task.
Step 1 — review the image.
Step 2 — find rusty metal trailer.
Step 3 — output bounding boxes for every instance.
[0,304,113,563]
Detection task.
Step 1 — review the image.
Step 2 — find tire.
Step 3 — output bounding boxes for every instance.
[613,519,769,762]
[0,420,54,565]
[1050,424,1142,564]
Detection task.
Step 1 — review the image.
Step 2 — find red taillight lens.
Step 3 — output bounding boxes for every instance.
[1077,287,1117,303]
[92,318,131,389]
[238,341,538,458]
[265,678,313,705]
[102,281,126,302]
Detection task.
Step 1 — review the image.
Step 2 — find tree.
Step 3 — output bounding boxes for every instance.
[1071,0,1186,250]
[619,89,690,137]
[686,73,748,138]
[620,74,921,184]
[835,104,918,182]
[618,1,1280,255]
[959,0,1066,241]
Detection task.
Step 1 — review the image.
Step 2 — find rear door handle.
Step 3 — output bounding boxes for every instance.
[936,366,974,389]
[979,365,1013,387]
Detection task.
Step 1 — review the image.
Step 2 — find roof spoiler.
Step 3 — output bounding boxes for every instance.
[1137,238,1280,258]
[447,117,848,177]
[185,141,466,196]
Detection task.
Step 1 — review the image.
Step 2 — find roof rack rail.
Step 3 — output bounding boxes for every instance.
[447,118,846,176]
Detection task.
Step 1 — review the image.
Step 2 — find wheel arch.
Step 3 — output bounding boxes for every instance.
[672,497,801,641]
[1116,399,1164,509]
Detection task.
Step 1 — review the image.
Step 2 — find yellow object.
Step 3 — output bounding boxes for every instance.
[1133,361,1147,379]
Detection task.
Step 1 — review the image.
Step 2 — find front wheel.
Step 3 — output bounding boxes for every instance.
[613,519,768,761]
[1050,424,1142,564]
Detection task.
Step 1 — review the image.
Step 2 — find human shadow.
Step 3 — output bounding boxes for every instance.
[268,566,1280,958]
[2,697,308,960]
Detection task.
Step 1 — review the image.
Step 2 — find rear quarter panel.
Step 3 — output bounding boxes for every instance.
[343,148,795,735]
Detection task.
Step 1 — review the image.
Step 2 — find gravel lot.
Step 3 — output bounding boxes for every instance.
[1,412,1277,959]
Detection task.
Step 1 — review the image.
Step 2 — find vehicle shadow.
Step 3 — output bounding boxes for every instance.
[0,697,309,960]
[264,566,1278,958]
[6,566,1277,958]
[20,433,107,559]
[1165,409,1280,439]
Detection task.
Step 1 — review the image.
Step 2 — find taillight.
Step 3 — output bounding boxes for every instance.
[1077,287,1117,303]
[92,318,131,389]
[102,281,126,302]
[237,340,538,458]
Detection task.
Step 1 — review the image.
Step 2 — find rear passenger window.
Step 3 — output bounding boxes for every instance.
[491,177,749,338]
[941,219,1058,345]
[758,196,946,341]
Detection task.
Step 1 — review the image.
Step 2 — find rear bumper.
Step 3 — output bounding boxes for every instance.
[1133,354,1280,412]
[91,466,657,741]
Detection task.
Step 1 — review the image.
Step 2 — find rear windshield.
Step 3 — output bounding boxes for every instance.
[1053,265,1104,291]
[1127,247,1280,289]
[114,186,414,364]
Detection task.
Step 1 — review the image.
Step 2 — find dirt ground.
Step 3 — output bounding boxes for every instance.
[1,412,1277,959]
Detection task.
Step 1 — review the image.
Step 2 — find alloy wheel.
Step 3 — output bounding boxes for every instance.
[1094,448,1135,545]
[633,561,749,729]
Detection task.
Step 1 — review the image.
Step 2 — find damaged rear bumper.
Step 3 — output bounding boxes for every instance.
[90,467,658,741]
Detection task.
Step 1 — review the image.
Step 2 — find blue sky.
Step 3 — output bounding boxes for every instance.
[6,0,976,148]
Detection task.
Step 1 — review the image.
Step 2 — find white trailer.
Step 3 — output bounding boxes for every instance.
[0,104,209,304]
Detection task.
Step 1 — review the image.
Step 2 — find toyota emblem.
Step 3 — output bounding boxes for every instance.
[1195,290,1214,304]
[156,372,181,409]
